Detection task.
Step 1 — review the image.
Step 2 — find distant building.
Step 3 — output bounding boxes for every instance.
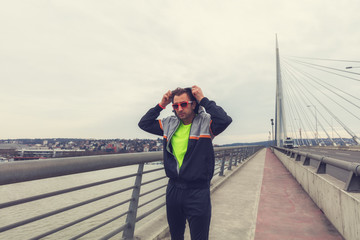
[17,147,86,158]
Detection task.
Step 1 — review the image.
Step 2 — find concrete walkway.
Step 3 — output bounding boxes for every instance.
[171,147,265,240]
[156,148,344,240]
[208,147,266,239]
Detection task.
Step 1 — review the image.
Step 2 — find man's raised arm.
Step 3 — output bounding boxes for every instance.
[138,90,172,136]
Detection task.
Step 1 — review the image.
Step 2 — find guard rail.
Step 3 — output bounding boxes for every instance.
[273,146,360,191]
[0,145,263,239]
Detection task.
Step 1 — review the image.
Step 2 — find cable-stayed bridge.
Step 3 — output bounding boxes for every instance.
[274,38,360,147]
[0,41,359,240]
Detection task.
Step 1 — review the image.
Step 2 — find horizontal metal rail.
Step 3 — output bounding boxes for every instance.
[0,151,164,185]
[274,146,360,191]
[0,145,263,239]
[29,198,132,240]
[0,173,138,209]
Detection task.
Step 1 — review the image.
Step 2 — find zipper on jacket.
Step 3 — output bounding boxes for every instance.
[168,114,199,176]
[166,120,181,175]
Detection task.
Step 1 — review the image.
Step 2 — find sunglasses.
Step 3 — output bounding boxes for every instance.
[172,101,193,110]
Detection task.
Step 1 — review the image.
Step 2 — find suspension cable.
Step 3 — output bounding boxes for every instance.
[284,55,360,63]
[283,57,360,76]
[285,62,359,142]
[282,63,334,145]
[281,64,318,143]
[282,60,348,145]
[283,58,360,82]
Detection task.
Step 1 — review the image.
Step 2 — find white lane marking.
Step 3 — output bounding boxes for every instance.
[335,152,351,156]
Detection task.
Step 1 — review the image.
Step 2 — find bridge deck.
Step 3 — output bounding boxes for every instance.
[177,148,343,240]
[254,148,343,240]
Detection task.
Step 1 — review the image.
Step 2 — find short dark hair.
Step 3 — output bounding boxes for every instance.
[171,87,199,114]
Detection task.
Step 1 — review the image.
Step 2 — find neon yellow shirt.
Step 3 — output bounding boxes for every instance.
[171,122,191,168]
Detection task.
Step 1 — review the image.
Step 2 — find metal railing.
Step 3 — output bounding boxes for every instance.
[273,146,360,192]
[0,145,263,239]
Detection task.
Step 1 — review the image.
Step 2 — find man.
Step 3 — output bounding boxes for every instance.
[138,85,232,240]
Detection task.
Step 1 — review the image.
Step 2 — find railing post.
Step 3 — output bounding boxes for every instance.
[316,157,326,174]
[303,154,310,166]
[234,150,238,166]
[228,151,233,170]
[241,149,245,162]
[219,151,226,176]
[122,163,144,239]
[345,172,360,191]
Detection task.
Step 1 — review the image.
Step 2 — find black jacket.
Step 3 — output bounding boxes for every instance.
[138,97,232,184]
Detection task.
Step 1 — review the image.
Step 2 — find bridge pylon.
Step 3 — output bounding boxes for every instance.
[275,35,287,147]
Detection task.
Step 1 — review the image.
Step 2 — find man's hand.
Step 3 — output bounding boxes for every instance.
[159,90,172,108]
[192,85,204,103]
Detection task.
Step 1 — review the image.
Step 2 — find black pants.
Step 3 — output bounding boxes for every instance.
[166,180,211,240]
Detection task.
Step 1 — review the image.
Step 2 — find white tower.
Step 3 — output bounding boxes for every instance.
[275,35,287,146]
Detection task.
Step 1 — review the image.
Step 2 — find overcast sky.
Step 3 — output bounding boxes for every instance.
[1,1,360,145]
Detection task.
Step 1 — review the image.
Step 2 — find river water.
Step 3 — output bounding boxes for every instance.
[0,164,168,240]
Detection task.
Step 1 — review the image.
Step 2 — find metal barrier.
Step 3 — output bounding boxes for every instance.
[273,146,360,192]
[0,145,263,239]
